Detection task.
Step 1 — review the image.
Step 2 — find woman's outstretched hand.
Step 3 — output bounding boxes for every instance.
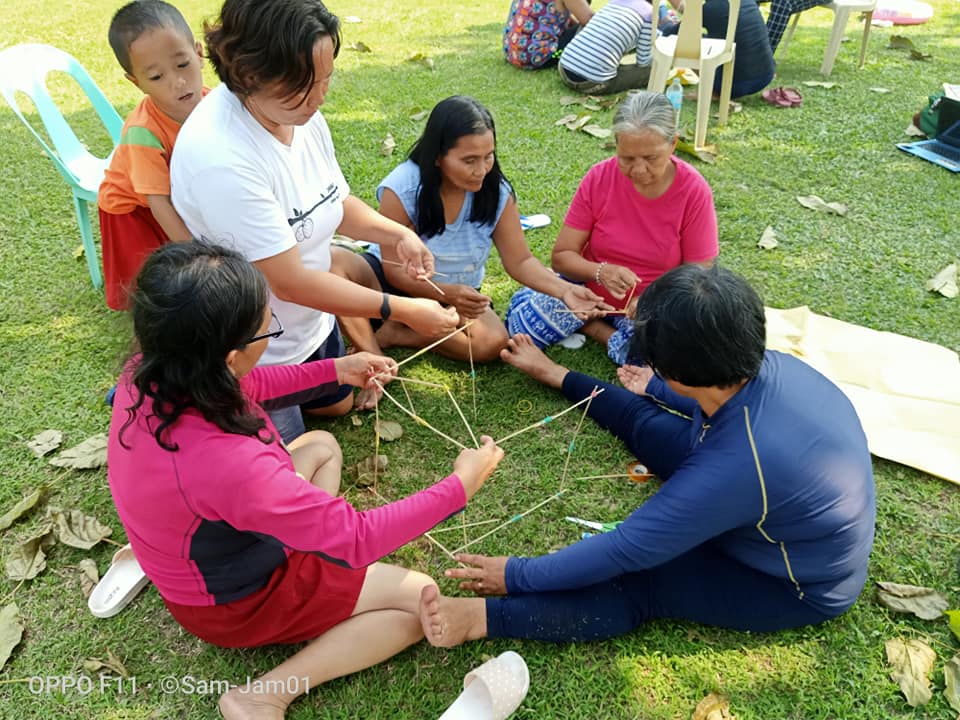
[561,284,613,320]
[445,553,508,596]
[453,436,504,501]
[334,352,398,388]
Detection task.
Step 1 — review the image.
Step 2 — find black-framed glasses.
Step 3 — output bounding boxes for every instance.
[247,311,284,344]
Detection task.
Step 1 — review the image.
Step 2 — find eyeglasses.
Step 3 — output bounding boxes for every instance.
[246,311,284,344]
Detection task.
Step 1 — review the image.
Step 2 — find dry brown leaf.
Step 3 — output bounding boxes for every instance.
[944,655,960,714]
[802,80,838,88]
[49,508,113,549]
[692,692,736,720]
[76,558,99,598]
[380,133,397,156]
[26,429,62,457]
[885,637,935,707]
[409,109,429,122]
[355,455,388,486]
[0,603,24,670]
[49,434,108,469]
[406,52,434,70]
[676,139,717,164]
[870,87,891,93]
[350,414,363,427]
[375,420,403,442]
[796,195,847,216]
[904,123,926,137]
[925,262,958,298]
[877,581,950,619]
[83,648,130,677]
[343,15,362,23]
[348,41,372,53]
[0,489,43,532]
[581,125,612,139]
[555,113,579,126]
[757,226,779,250]
[4,528,54,580]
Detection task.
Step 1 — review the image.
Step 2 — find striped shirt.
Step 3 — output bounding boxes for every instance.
[558,0,653,82]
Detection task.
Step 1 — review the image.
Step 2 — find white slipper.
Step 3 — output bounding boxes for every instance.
[557,332,586,350]
[87,544,150,619]
[439,651,530,720]
[520,214,551,231]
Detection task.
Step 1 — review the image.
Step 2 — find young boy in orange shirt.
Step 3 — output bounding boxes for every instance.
[98,0,207,310]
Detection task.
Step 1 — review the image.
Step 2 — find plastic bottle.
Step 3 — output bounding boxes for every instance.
[666,76,683,128]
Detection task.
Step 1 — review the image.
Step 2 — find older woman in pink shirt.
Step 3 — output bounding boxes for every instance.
[506,91,718,364]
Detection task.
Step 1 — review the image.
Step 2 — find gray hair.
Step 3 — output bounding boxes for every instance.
[612,91,677,141]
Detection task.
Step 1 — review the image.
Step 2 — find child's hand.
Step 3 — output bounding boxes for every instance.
[453,436,503,501]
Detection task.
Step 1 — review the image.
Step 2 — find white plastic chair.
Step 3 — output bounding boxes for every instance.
[777,0,878,76]
[0,44,123,289]
[647,0,741,149]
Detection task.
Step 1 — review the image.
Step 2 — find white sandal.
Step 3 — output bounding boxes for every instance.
[87,544,150,618]
[439,651,530,720]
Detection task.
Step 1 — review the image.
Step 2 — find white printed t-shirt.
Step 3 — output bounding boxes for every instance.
[171,84,347,366]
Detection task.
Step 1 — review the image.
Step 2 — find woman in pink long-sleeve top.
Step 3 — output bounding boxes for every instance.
[108,240,503,720]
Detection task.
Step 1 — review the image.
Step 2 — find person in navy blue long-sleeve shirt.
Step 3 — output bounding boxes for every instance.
[418,264,875,646]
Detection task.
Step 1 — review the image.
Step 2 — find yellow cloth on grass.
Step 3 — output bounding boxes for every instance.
[765,306,960,486]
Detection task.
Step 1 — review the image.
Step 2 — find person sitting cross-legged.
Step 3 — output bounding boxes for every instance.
[418,263,876,648]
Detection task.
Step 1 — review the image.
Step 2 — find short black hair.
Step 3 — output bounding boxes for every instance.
[205,0,341,99]
[409,95,513,239]
[120,240,272,451]
[109,0,194,74]
[630,264,766,388]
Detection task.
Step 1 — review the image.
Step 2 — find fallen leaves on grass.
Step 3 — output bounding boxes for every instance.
[796,195,847,216]
[49,508,113,550]
[944,656,960,714]
[946,609,960,641]
[348,41,372,53]
[757,226,779,250]
[676,139,717,164]
[76,559,99,598]
[49,434,108,469]
[375,420,403,441]
[581,125,612,138]
[885,637,935,707]
[406,52,435,70]
[355,455,389,487]
[556,113,592,131]
[380,133,397,156]
[26,429,62,457]
[4,528,55,580]
[0,489,44,532]
[802,80,838,88]
[870,87,891,93]
[83,648,130,677]
[925,262,957,298]
[350,414,363,427]
[692,692,736,720]
[904,123,926,137]
[409,109,429,122]
[0,603,24,670]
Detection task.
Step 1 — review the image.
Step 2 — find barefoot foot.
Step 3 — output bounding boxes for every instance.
[219,686,287,720]
[500,334,568,389]
[418,585,487,649]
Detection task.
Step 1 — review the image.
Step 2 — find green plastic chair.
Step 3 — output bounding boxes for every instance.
[0,43,123,289]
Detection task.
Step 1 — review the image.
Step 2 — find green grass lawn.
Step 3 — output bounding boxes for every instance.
[1,0,959,718]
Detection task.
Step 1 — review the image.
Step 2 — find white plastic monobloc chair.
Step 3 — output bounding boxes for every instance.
[0,43,123,289]
[777,0,878,76]
[647,0,741,149]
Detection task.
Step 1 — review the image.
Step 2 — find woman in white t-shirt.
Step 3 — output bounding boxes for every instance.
[171,0,459,443]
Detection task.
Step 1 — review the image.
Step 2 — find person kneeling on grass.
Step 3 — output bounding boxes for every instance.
[107,241,503,720]
[418,263,875,647]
